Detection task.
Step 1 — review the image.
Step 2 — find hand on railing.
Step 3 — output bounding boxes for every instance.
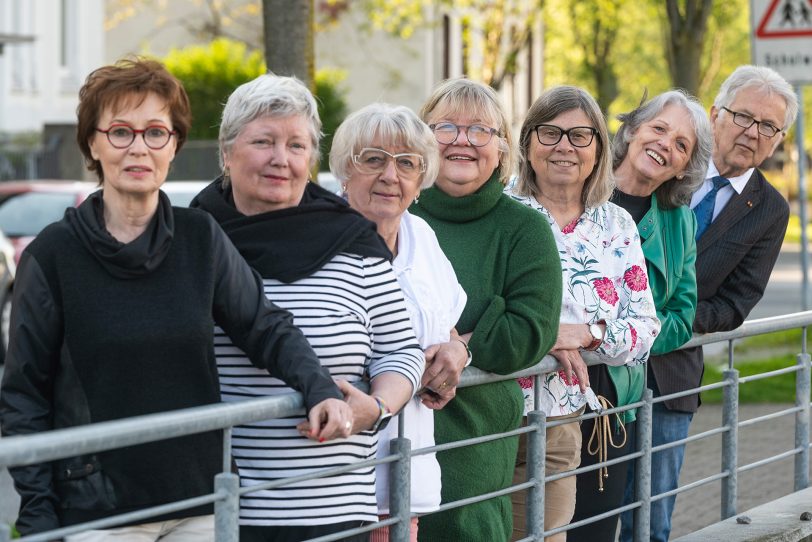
[296,396,354,442]
[549,349,590,393]
[418,336,468,410]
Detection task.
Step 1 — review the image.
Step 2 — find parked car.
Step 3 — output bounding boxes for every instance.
[0,180,209,264]
[0,180,208,361]
[0,229,15,361]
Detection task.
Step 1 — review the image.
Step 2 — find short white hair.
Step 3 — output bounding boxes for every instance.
[330,103,439,189]
[713,65,798,131]
[219,73,322,175]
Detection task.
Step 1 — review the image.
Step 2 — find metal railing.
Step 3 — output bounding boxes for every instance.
[0,311,810,541]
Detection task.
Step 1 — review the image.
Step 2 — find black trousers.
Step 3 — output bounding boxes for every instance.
[240,522,370,542]
[567,364,635,542]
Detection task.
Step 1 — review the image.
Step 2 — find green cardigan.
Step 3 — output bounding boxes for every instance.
[608,194,697,423]
[412,176,562,542]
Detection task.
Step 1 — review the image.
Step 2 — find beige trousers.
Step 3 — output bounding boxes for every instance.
[512,409,584,542]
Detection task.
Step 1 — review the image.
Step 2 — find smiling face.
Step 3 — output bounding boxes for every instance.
[529,108,597,196]
[345,142,424,229]
[427,108,501,197]
[88,92,176,197]
[618,103,697,190]
[224,114,312,216]
[710,86,787,178]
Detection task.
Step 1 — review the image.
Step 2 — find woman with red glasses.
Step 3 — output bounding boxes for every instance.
[0,58,351,541]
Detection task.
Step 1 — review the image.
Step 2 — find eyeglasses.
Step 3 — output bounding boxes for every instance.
[534,124,597,147]
[352,148,426,180]
[721,107,781,138]
[429,122,499,147]
[96,124,177,150]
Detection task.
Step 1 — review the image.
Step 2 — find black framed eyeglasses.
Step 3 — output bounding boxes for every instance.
[429,122,499,147]
[721,107,781,138]
[96,124,177,150]
[534,124,597,147]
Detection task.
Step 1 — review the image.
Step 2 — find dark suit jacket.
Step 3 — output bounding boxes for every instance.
[649,168,789,412]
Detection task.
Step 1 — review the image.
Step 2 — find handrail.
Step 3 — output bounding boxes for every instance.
[2,311,810,469]
[1,310,811,541]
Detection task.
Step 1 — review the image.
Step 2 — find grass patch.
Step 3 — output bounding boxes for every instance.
[700,328,809,404]
[701,356,801,403]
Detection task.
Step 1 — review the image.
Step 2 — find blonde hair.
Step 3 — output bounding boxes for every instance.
[419,78,514,185]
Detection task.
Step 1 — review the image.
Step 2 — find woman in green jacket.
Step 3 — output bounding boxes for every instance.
[413,78,562,542]
[569,90,712,541]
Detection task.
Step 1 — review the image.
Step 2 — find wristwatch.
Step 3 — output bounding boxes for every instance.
[586,323,604,351]
[370,395,393,433]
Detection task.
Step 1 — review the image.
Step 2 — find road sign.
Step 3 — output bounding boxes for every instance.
[751,0,812,83]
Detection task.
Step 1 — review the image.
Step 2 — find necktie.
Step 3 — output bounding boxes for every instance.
[693,175,730,240]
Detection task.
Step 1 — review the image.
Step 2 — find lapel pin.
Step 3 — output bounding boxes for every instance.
[746,201,753,207]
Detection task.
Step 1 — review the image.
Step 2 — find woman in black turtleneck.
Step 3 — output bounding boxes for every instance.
[0,59,352,539]
[568,90,712,542]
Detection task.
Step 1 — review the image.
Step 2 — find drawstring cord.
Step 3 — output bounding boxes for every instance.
[586,395,627,492]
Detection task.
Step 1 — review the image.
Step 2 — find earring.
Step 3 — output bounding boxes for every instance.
[414,194,420,205]
[223,166,230,183]
[342,184,347,193]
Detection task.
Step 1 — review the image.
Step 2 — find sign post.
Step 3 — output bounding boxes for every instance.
[751,0,811,310]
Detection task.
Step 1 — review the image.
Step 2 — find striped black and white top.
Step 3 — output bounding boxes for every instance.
[215,253,424,526]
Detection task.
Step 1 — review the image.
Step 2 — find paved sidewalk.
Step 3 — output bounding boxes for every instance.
[670,403,810,538]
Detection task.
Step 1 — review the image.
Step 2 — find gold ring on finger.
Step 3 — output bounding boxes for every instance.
[439,381,449,390]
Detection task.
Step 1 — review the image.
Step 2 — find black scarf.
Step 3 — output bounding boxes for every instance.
[65,190,175,279]
[191,177,391,283]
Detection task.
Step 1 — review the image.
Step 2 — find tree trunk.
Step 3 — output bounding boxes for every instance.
[664,0,712,96]
[262,0,314,88]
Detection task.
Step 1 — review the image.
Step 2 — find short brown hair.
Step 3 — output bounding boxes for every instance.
[76,58,191,181]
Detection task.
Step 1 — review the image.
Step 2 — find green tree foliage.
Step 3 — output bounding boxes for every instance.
[357,0,543,90]
[162,38,348,170]
[163,38,265,141]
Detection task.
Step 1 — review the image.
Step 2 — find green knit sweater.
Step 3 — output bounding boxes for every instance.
[412,176,562,542]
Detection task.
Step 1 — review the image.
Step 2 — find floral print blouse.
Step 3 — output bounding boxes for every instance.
[508,192,661,416]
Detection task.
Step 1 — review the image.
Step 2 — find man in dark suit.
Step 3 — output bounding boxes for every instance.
[620,65,799,542]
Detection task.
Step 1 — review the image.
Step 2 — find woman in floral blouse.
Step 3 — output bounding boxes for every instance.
[507,86,660,542]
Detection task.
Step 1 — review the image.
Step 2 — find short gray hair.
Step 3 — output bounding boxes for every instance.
[713,65,798,131]
[613,90,712,208]
[419,78,514,185]
[329,102,439,189]
[219,73,322,179]
[514,86,613,208]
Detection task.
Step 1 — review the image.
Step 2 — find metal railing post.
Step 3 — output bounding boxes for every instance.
[721,368,739,519]
[389,436,412,542]
[526,410,546,541]
[633,388,653,542]
[214,472,240,542]
[795,351,810,490]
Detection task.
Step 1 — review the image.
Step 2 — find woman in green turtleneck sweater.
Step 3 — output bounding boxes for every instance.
[412,78,562,542]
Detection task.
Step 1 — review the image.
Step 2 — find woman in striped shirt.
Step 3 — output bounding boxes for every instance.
[192,74,425,542]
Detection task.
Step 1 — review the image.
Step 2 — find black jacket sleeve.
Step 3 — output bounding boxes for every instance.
[208,221,343,410]
[0,252,62,534]
[693,199,789,334]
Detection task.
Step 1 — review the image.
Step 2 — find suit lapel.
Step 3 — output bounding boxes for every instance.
[697,170,763,254]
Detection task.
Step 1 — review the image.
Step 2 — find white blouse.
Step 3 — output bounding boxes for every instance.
[376,211,467,514]
[508,192,660,416]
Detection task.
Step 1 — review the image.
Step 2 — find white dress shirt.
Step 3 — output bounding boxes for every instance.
[690,162,754,221]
